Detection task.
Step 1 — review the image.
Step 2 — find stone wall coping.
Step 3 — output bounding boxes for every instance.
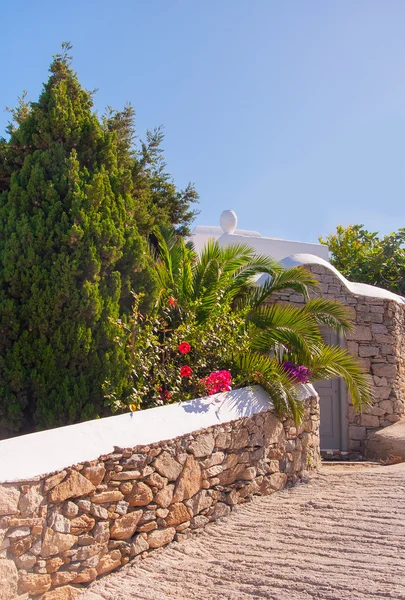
[281,254,405,304]
[0,384,316,484]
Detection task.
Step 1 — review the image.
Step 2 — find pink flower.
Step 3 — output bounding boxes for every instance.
[178,342,191,354]
[168,297,176,306]
[180,365,193,378]
[201,370,232,395]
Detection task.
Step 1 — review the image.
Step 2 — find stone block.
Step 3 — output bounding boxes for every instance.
[0,559,18,599]
[92,521,110,543]
[190,515,210,529]
[145,472,167,490]
[346,326,372,341]
[48,470,95,503]
[127,482,153,507]
[379,400,394,415]
[166,503,190,526]
[372,386,392,400]
[109,470,142,481]
[41,528,77,558]
[15,552,36,570]
[110,510,142,540]
[349,426,366,441]
[70,514,95,535]
[19,484,43,518]
[371,324,388,334]
[267,472,288,491]
[229,427,250,450]
[18,572,51,595]
[357,358,371,372]
[63,502,78,518]
[215,431,231,449]
[173,455,202,502]
[211,502,231,520]
[358,346,379,358]
[81,465,106,486]
[96,550,122,575]
[359,414,380,428]
[153,452,183,481]
[43,472,67,493]
[185,489,212,515]
[52,514,70,534]
[131,534,149,556]
[91,490,124,503]
[73,567,98,583]
[263,413,285,444]
[154,484,174,508]
[0,485,20,516]
[189,433,215,458]
[371,363,396,378]
[147,527,176,549]
[236,466,256,481]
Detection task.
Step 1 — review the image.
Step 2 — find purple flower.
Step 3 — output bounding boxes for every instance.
[282,362,312,384]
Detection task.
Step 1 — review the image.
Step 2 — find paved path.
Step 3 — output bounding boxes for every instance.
[83,463,405,600]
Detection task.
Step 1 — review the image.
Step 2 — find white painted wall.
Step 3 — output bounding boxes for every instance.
[217,233,330,262]
[282,254,405,304]
[0,385,316,483]
[190,212,329,261]
[190,225,262,254]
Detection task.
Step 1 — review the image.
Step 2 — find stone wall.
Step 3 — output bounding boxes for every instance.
[273,261,405,456]
[0,392,320,600]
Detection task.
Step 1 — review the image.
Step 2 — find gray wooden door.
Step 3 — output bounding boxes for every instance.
[313,330,343,450]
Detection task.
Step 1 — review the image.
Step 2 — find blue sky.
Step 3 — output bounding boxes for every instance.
[1,0,405,243]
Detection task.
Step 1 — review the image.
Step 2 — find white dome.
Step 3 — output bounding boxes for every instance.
[220,210,238,234]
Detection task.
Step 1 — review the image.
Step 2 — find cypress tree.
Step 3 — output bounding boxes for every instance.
[0,44,154,434]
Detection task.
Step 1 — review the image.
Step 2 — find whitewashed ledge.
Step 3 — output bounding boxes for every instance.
[0,384,316,483]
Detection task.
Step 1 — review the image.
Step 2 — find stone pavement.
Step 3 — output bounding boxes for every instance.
[82,463,405,600]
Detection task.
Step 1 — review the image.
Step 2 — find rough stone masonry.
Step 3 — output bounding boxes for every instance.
[272,261,405,456]
[0,394,319,600]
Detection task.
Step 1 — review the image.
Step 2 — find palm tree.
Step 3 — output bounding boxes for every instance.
[150,229,371,422]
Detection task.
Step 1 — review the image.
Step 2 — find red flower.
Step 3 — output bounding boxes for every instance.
[168,297,176,306]
[180,365,193,378]
[178,342,191,354]
[200,370,232,395]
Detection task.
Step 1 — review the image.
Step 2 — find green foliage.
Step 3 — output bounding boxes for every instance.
[106,293,249,411]
[320,225,405,296]
[111,234,371,423]
[102,112,199,238]
[0,44,197,435]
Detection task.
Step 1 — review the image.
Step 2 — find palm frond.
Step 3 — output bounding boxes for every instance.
[261,267,319,301]
[248,303,323,350]
[308,344,372,411]
[234,351,304,422]
[301,298,354,335]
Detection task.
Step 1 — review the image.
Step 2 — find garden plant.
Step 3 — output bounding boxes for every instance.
[109,230,371,423]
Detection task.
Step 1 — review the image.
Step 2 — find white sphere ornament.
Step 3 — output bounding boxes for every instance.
[220,210,238,234]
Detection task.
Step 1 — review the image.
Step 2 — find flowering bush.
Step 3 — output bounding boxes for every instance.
[201,370,232,395]
[180,365,193,377]
[105,235,371,422]
[105,293,250,412]
[178,342,191,355]
[282,362,312,384]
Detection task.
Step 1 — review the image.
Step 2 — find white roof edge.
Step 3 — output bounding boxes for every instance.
[191,225,262,238]
[219,232,328,248]
[281,254,405,304]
